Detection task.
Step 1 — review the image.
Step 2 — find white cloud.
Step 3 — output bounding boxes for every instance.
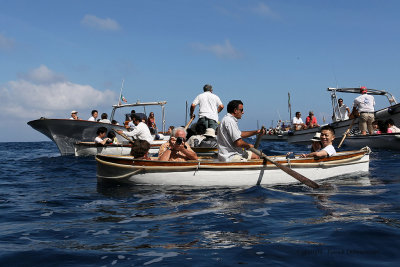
[250,2,279,19]
[192,39,241,59]
[81,14,120,31]
[0,65,115,119]
[17,65,65,84]
[0,33,15,50]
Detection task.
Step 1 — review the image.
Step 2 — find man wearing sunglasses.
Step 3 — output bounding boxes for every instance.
[217,100,264,162]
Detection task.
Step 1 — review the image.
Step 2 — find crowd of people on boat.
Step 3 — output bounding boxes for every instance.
[82,84,400,163]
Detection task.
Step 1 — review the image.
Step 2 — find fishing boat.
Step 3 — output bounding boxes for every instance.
[342,133,400,150]
[95,147,370,187]
[28,101,167,155]
[288,87,400,144]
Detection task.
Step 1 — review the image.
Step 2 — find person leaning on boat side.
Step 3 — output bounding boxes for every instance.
[386,119,400,133]
[300,125,336,158]
[130,140,151,160]
[99,113,111,124]
[88,110,98,121]
[292,111,307,130]
[190,84,224,130]
[158,127,198,161]
[69,110,81,120]
[353,86,375,135]
[333,98,351,121]
[217,100,265,162]
[305,111,320,128]
[94,127,111,145]
[117,114,153,143]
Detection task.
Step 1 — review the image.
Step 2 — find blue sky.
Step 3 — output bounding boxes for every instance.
[1,0,399,141]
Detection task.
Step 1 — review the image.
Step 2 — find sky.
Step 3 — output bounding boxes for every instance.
[1,0,400,141]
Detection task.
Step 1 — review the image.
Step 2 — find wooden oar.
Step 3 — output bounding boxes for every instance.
[254,126,265,149]
[184,115,196,130]
[113,129,135,145]
[249,147,319,189]
[338,118,356,148]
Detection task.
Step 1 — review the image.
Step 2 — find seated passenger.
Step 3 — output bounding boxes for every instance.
[386,119,400,133]
[130,140,151,160]
[199,128,217,148]
[94,127,111,145]
[70,110,80,120]
[167,126,174,135]
[292,111,307,130]
[306,111,320,128]
[372,120,381,134]
[300,125,336,158]
[88,110,98,121]
[147,112,157,134]
[99,113,111,124]
[111,120,119,125]
[286,132,321,158]
[187,123,206,147]
[107,131,119,144]
[158,127,198,161]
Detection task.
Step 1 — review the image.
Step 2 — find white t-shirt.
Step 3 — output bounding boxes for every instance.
[187,135,206,147]
[192,91,223,122]
[99,119,111,124]
[354,94,375,112]
[322,144,336,157]
[217,113,243,162]
[292,117,303,124]
[94,137,103,143]
[88,116,96,121]
[335,104,349,121]
[124,122,153,143]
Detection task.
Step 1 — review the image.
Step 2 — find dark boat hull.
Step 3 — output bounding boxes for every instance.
[27,118,126,155]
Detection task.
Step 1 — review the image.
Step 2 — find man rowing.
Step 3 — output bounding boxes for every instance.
[217,100,265,162]
[116,114,153,143]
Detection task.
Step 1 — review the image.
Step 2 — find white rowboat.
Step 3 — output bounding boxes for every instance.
[96,147,371,187]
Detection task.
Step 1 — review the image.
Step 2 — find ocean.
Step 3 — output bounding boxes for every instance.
[0,141,399,266]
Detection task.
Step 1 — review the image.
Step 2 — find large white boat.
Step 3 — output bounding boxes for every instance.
[28,101,167,155]
[288,87,400,144]
[96,147,370,187]
[342,133,400,150]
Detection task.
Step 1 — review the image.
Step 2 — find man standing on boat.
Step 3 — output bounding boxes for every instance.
[353,86,375,135]
[333,98,350,121]
[190,84,224,130]
[217,100,264,162]
[116,114,153,143]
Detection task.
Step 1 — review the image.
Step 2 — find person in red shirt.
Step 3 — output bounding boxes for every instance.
[306,111,319,128]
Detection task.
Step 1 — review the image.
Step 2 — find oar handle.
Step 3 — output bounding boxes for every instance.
[184,115,196,130]
[254,126,265,149]
[249,147,319,189]
[113,129,135,145]
[338,118,356,148]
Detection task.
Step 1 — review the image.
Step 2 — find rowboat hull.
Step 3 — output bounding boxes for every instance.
[96,148,370,187]
[343,133,400,150]
[288,103,400,144]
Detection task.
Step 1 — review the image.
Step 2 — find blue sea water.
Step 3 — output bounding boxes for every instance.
[0,141,400,266]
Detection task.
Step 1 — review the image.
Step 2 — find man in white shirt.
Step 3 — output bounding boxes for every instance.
[88,110,98,121]
[190,84,224,130]
[333,98,350,121]
[292,112,306,130]
[217,100,264,162]
[117,114,153,143]
[70,110,80,120]
[353,86,375,135]
[99,113,111,124]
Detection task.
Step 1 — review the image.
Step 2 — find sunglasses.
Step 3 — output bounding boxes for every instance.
[237,108,244,112]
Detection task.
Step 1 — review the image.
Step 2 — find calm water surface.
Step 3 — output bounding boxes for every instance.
[0,141,399,266]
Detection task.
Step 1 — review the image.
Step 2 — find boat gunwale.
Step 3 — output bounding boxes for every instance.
[95,149,369,171]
